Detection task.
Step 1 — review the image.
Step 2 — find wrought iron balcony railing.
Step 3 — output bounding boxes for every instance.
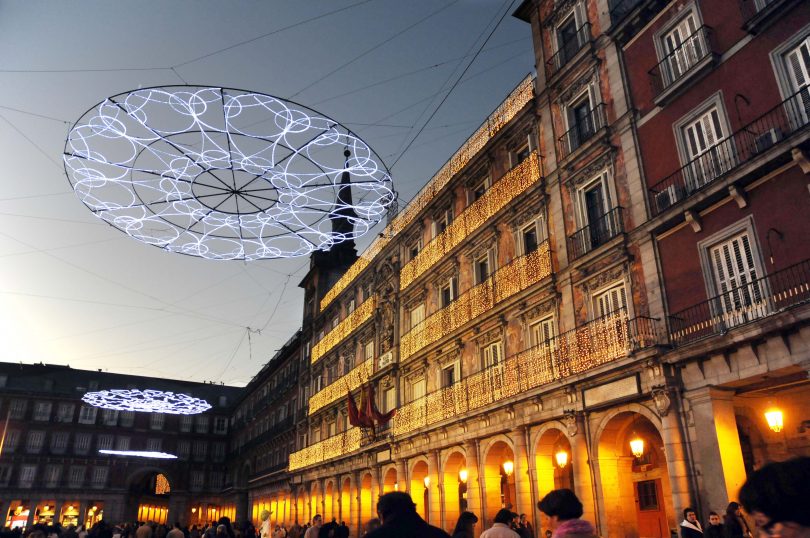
[557,103,607,160]
[545,23,591,78]
[567,207,624,261]
[668,259,810,346]
[400,242,552,361]
[393,310,661,436]
[648,89,810,216]
[649,25,714,97]
[307,358,373,416]
[288,427,362,471]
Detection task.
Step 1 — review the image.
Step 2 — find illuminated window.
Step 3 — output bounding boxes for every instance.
[364,340,375,361]
[155,473,171,494]
[33,402,52,421]
[409,303,426,330]
[382,387,397,413]
[311,426,321,444]
[327,421,336,437]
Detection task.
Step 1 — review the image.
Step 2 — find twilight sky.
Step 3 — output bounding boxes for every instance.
[0,0,534,386]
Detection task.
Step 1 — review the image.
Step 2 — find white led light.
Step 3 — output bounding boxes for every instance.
[82,389,211,414]
[64,86,395,260]
[99,449,178,459]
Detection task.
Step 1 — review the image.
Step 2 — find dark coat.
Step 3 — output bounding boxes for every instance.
[681,524,703,538]
[364,512,450,538]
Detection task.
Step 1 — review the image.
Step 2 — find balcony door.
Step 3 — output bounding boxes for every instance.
[558,15,581,64]
[567,95,595,152]
[785,36,810,126]
[581,178,611,250]
[709,232,767,328]
[661,13,704,84]
[682,106,732,191]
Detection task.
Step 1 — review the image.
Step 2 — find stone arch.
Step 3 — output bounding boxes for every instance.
[409,459,430,521]
[442,449,468,532]
[310,481,321,522]
[481,437,516,526]
[324,479,336,522]
[533,425,573,501]
[593,406,674,538]
[359,471,374,527]
[340,475,352,524]
[381,465,397,493]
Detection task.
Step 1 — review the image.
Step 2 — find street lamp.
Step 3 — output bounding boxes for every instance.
[459,469,468,483]
[423,476,430,488]
[555,450,569,469]
[502,460,514,476]
[765,408,784,433]
[629,436,645,458]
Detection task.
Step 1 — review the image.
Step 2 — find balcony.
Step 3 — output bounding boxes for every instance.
[649,26,717,106]
[545,23,592,80]
[567,207,624,261]
[311,296,376,363]
[288,427,362,471]
[307,358,373,416]
[393,310,661,437]
[400,152,542,291]
[557,103,607,161]
[401,242,552,361]
[649,90,810,217]
[740,0,802,34]
[668,259,810,346]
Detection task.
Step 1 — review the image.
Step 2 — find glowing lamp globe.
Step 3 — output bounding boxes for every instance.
[555,450,569,469]
[630,436,645,458]
[423,476,430,488]
[502,460,514,476]
[765,409,784,433]
[458,469,468,483]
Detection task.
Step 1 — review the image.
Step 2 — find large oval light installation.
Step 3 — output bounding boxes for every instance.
[99,449,178,459]
[82,389,211,414]
[64,86,395,260]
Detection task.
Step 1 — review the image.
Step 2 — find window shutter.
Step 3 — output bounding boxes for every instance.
[785,38,810,123]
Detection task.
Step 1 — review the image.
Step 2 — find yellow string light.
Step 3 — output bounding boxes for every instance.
[311,296,376,364]
[394,310,632,436]
[400,243,552,361]
[319,76,535,312]
[400,153,541,291]
[307,358,374,416]
[288,427,362,471]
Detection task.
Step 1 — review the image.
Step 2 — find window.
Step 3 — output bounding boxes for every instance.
[210,471,225,489]
[576,174,616,252]
[347,298,356,313]
[78,405,97,425]
[91,466,108,488]
[51,432,69,454]
[218,395,228,407]
[0,465,10,486]
[440,277,458,308]
[176,440,191,460]
[10,399,27,419]
[74,433,91,454]
[19,464,37,488]
[407,239,421,261]
[511,144,532,168]
[382,387,396,413]
[364,340,375,361]
[26,431,45,453]
[56,403,75,423]
[530,316,556,348]
[193,442,208,461]
[594,283,628,318]
[409,303,426,330]
[522,222,540,255]
[441,362,460,387]
[470,177,489,202]
[475,251,493,284]
[707,231,765,327]
[410,378,426,402]
[214,417,228,434]
[68,465,85,488]
[149,413,165,430]
[659,12,706,87]
[88,380,99,390]
[681,104,732,190]
[212,442,226,462]
[146,438,162,452]
[327,420,336,437]
[311,427,321,444]
[195,415,209,433]
[564,90,599,154]
[4,430,19,453]
[180,415,193,432]
[120,411,135,427]
[100,409,118,426]
[115,436,130,451]
[332,317,339,329]
[636,480,660,511]
[782,35,810,125]
[483,341,503,369]
[433,208,453,237]
[97,434,114,451]
[33,401,52,421]
[45,465,62,488]
[0,375,6,388]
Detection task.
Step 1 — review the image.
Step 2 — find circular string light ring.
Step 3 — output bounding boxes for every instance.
[64,86,395,260]
[82,388,212,414]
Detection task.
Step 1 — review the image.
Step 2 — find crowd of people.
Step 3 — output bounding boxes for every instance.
[5,457,807,538]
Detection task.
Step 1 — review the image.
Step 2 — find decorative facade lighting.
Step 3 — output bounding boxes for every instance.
[99,449,178,459]
[555,450,569,469]
[310,297,376,363]
[307,358,373,415]
[458,469,468,483]
[288,428,362,471]
[765,408,784,433]
[82,389,211,414]
[64,86,394,260]
[319,75,535,311]
[502,460,514,476]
